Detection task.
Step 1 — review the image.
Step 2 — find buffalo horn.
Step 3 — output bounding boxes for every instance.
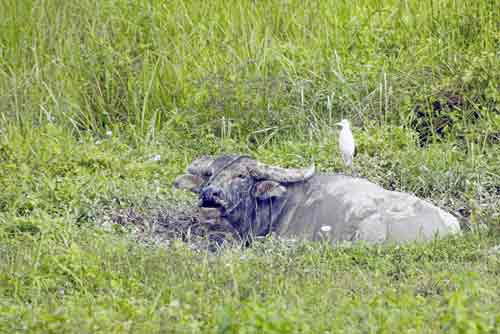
[250,161,315,183]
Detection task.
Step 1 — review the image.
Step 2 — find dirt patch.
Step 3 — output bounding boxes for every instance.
[104,206,241,252]
[411,91,469,147]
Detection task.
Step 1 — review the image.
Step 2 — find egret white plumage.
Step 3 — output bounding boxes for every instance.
[336,119,355,168]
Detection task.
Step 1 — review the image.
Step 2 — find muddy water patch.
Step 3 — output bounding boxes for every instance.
[99,204,240,251]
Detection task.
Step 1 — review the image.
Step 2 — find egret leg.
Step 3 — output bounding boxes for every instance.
[343,155,358,177]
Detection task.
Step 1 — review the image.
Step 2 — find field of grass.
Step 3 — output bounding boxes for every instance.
[1,0,499,333]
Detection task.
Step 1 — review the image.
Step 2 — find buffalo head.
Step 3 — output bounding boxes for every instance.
[174,154,314,242]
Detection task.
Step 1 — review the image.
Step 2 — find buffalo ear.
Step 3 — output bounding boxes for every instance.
[253,180,286,200]
[173,174,204,193]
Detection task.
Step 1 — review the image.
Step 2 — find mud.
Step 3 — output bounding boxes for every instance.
[106,206,240,251]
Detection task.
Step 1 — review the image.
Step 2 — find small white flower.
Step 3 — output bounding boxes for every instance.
[150,154,161,161]
[419,165,429,173]
[106,130,112,137]
[320,225,332,232]
[169,299,180,308]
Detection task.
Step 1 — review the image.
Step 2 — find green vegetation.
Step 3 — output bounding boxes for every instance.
[0,0,499,332]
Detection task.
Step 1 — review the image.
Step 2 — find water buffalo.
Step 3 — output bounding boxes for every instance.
[174,154,461,245]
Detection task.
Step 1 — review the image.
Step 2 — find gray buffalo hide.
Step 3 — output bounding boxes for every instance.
[277,174,461,244]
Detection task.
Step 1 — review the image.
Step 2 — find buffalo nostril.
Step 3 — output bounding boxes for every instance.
[202,186,223,202]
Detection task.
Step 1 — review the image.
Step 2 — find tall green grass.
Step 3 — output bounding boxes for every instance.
[1,0,499,143]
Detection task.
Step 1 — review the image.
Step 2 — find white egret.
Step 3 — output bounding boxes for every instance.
[336,119,355,168]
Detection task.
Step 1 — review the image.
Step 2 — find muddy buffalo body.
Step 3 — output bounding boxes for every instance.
[174,154,460,245]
